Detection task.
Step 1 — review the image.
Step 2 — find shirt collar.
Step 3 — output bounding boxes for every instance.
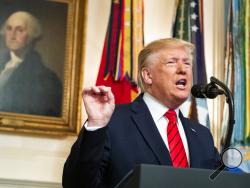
[5,51,23,69]
[10,51,23,63]
[143,92,179,122]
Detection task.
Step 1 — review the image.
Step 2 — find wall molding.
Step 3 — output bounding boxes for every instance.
[0,178,61,188]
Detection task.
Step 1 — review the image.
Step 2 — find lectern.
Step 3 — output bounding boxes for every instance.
[115,164,250,188]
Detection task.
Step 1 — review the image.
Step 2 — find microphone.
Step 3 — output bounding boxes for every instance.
[191,83,225,99]
[191,76,235,150]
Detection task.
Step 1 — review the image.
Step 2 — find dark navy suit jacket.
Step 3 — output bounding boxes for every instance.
[63,94,221,188]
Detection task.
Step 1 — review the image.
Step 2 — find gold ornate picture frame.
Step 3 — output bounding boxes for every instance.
[0,0,86,135]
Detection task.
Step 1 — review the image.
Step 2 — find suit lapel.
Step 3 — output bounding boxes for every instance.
[0,53,9,72]
[179,112,202,167]
[130,95,172,166]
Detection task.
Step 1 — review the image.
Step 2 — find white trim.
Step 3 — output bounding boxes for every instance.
[0,178,61,188]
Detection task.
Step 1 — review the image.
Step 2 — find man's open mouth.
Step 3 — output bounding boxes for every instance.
[176,79,187,88]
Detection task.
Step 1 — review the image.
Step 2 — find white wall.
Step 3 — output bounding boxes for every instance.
[0,0,221,186]
[0,133,75,186]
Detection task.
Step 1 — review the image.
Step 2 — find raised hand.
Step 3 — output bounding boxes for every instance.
[82,86,115,128]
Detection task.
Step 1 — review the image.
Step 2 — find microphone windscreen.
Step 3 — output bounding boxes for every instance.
[205,84,223,99]
[191,84,206,98]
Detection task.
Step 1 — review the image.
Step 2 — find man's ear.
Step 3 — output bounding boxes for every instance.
[141,67,152,85]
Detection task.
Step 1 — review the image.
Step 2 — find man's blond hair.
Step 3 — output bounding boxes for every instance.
[137,38,195,92]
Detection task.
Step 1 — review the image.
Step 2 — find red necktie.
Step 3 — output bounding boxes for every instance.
[165,109,188,168]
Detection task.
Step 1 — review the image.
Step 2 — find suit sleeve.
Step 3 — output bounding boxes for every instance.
[62,126,110,188]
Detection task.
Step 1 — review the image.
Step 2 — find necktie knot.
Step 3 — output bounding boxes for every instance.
[164,109,177,122]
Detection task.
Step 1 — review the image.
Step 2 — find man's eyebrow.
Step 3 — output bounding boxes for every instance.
[164,57,191,61]
[183,58,191,61]
[6,25,25,29]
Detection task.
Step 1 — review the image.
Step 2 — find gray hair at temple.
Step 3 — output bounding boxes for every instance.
[137,38,195,92]
[0,11,42,41]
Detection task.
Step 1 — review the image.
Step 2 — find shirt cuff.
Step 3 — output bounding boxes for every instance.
[84,121,105,131]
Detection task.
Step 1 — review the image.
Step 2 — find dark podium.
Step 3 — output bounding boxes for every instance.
[115,164,250,188]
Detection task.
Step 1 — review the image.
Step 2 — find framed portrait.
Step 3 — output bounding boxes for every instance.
[0,0,86,135]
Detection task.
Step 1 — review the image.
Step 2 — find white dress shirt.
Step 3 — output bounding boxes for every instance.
[0,51,22,73]
[143,92,190,164]
[0,51,22,88]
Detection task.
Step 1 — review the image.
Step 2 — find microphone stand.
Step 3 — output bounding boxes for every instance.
[210,76,235,150]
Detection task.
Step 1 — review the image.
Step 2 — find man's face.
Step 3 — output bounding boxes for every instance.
[145,47,193,109]
[4,15,30,54]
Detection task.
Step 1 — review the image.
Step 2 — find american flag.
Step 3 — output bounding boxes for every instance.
[173,0,210,127]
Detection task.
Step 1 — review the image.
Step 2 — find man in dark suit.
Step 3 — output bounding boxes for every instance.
[63,38,221,187]
[0,11,62,116]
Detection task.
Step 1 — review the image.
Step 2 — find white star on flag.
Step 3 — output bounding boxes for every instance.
[191,13,198,20]
[191,25,199,32]
[190,1,196,8]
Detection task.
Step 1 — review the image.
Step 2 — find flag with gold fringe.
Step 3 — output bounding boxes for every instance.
[96,0,144,104]
[245,0,250,146]
[221,0,250,173]
[232,0,246,145]
[220,0,234,147]
[172,0,210,127]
